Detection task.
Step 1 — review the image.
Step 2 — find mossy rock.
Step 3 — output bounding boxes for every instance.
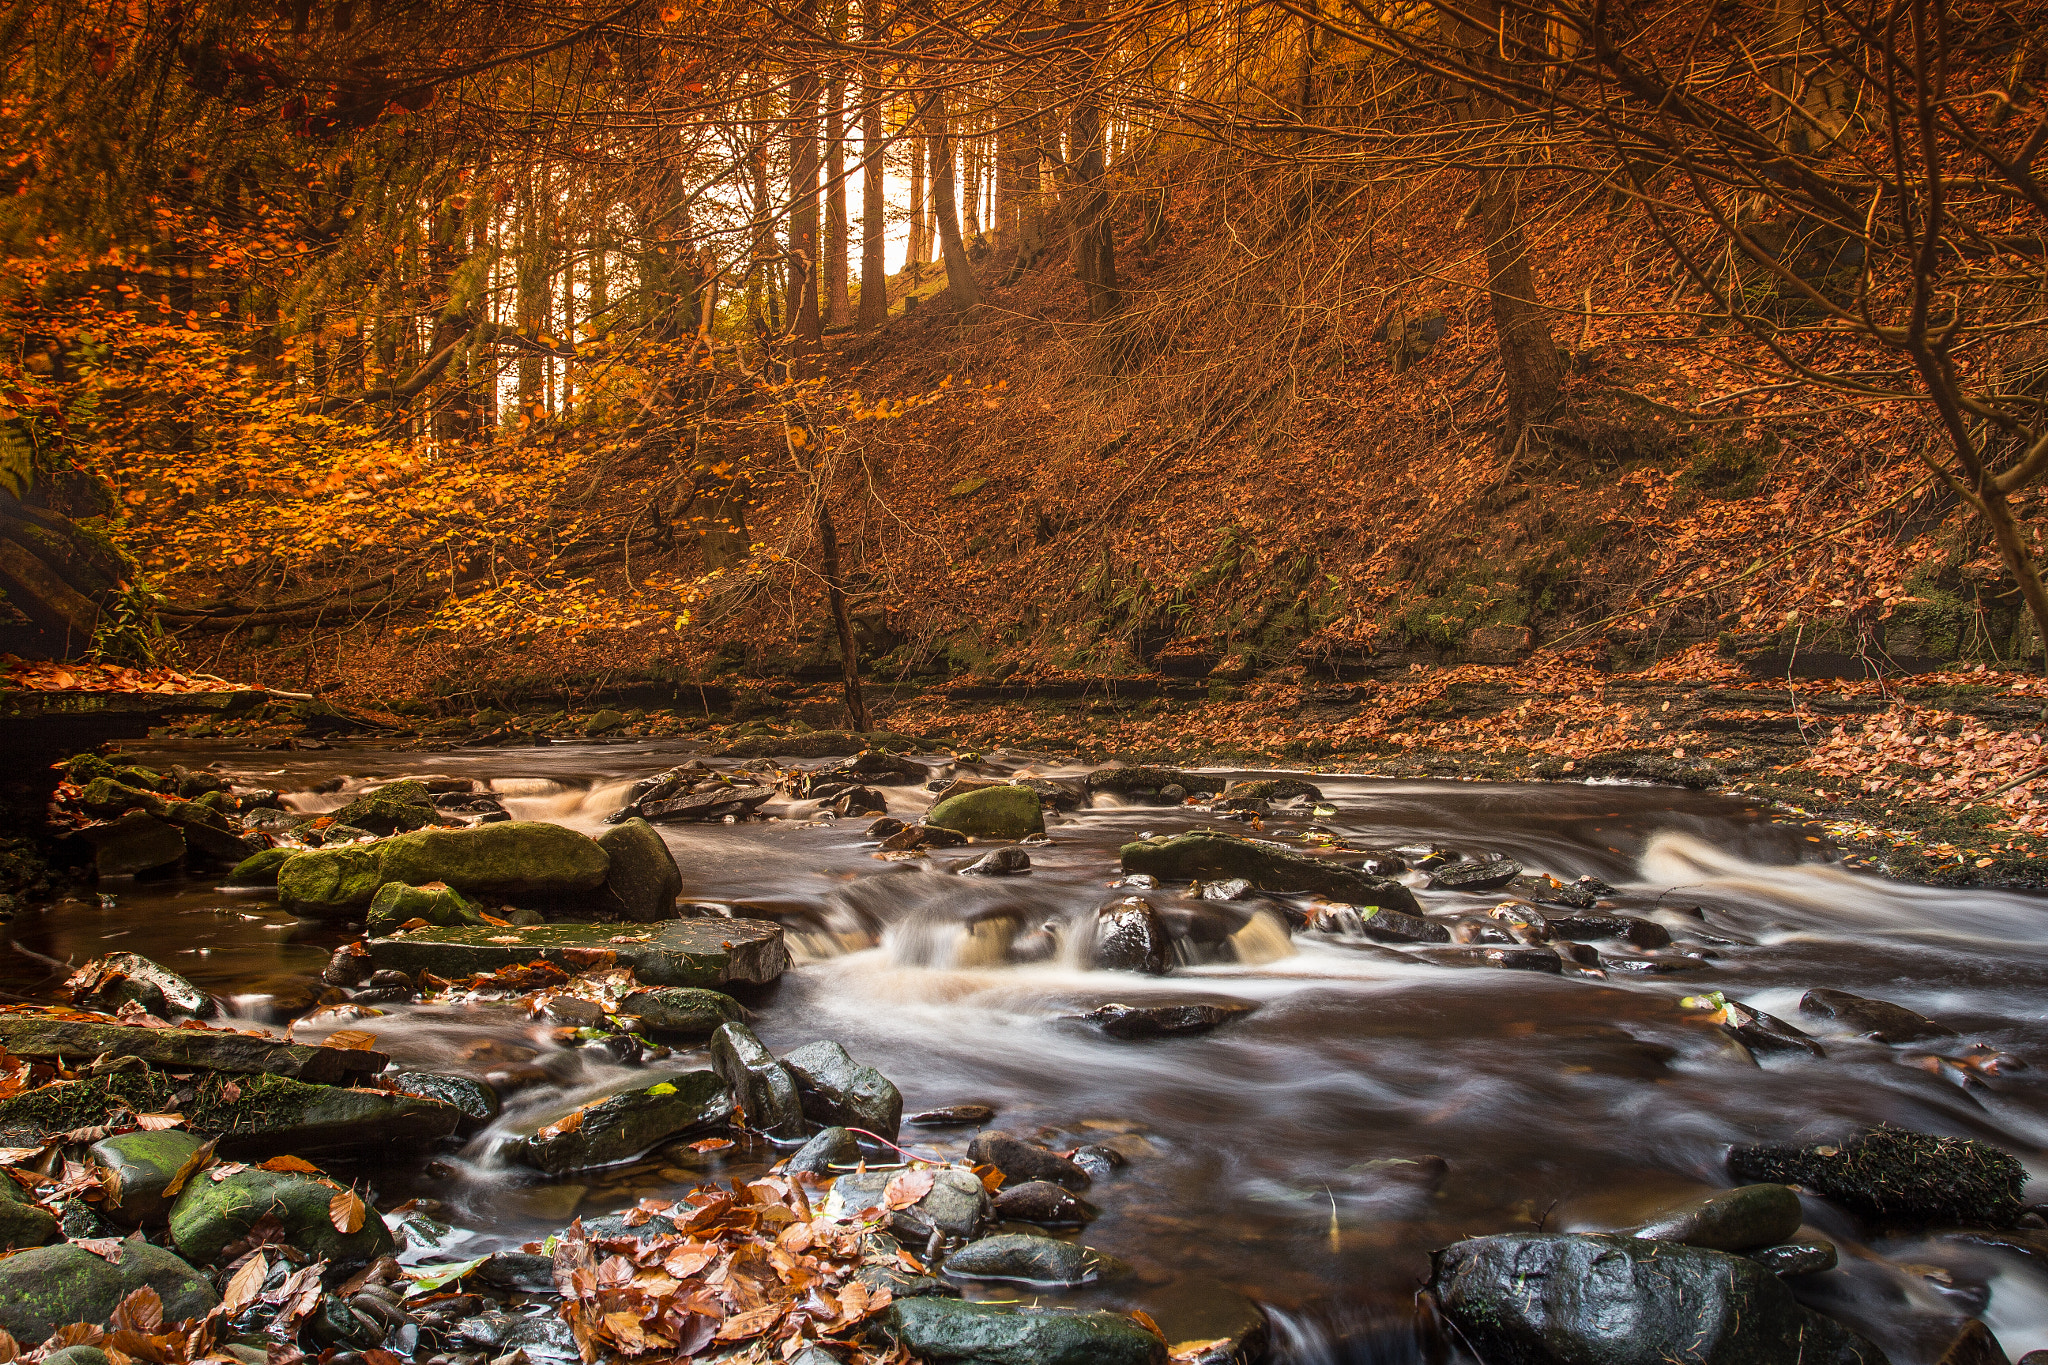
[63,752,116,785]
[509,1071,733,1173]
[583,709,625,735]
[623,986,746,1039]
[377,821,609,899]
[329,793,437,836]
[926,785,1044,840]
[88,1128,208,1226]
[225,846,293,887]
[0,1238,217,1344]
[878,1298,1165,1365]
[80,777,167,818]
[0,1168,57,1247]
[596,818,683,921]
[277,843,387,919]
[1728,1125,2026,1227]
[365,880,484,936]
[170,1167,394,1265]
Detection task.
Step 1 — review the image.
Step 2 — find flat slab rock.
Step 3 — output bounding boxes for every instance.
[0,1015,388,1084]
[367,917,788,986]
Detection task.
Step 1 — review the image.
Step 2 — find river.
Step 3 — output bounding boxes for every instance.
[5,739,2044,1364]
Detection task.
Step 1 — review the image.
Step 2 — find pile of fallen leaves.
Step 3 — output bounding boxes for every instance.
[547,1174,910,1362]
[0,657,252,694]
[1807,706,2048,831]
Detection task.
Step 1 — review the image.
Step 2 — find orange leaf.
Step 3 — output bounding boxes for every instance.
[222,1253,268,1314]
[329,1187,368,1235]
[321,1030,379,1051]
[160,1138,216,1198]
[687,1138,733,1153]
[883,1168,934,1210]
[260,1155,321,1174]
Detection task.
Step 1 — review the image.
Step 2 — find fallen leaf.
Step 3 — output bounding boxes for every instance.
[259,1156,322,1174]
[687,1138,733,1153]
[219,1080,242,1101]
[223,1253,269,1314]
[108,1287,162,1334]
[321,1030,379,1051]
[73,1237,126,1263]
[329,1186,368,1234]
[133,1113,185,1130]
[160,1138,216,1198]
[537,1108,585,1139]
[883,1168,934,1210]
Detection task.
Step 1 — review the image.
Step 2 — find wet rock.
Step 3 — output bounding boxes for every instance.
[992,1181,1097,1226]
[909,1104,997,1127]
[87,1128,209,1226]
[622,986,745,1040]
[0,1015,385,1083]
[1602,952,1709,975]
[280,821,611,917]
[1798,988,1958,1044]
[64,952,217,1020]
[1091,898,1170,974]
[1087,765,1222,801]
[882,822,970,851]
[1071,1145,1124,1181]
[478,1251,557,1293]
[710,1023,804,1137]
[1751,1240,1837,1276]
[389,1072,500,1129]
[783,1040,903,1139]
[166,804,261,865]
[1728,1126,2026,1227]
[84,810,185,877]
[1447,916,1517,945]
[1121,831,1420,908]
[1311,903,1450,944]
[1076,1001,1257,1039]
[0,1237,217,1343]
[853,1265,961,1299]
[1218,778,1322,803]
[643,785,777,822]
[967,1132,1089,1189]
[0,1170,56,1247]
[1428,856,1523,892]
[827,1166,990,1240]
[1197,877,1252,901]
[511,1071,732,1173]
[1548,912,1672,949]
[926,785,1045,840]
[369,917,788,987]
[945,1232,1104,1286]
[1720,999,1825,1057]
[1935,1321,2011,1365]
[595,818,683,922]
[960,847,1030,876]
[331,783,439,835]
[539,995,603,1028]
[452,1310,579,1361]
[365,881,484,936]
[171,1167,394,1265]
[1633,1183,1805,1252]
[584,709,625,736]
[787,1126,858,1176]
[1420,945,1562,972]
[866,817,907,839]
[877,1297,1165,1365]
[1431,1233,1885,1365]
[225,846,294,886]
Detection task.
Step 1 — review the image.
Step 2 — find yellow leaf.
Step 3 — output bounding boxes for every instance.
[328,1186,368,1235]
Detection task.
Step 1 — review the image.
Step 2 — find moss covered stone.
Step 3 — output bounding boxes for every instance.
[170,1167,394,1265]
[624,986,745,1039]
[365,880,483,936]
[368,916,786,986]
[0,1238,217,1343]
[276,843,386,918]
[926,785,1044,840]
[509,1070,732,1173]
[0,1169,57,1248]
[596,818,683,921]
[1728,1125,2026,1227]
[378,821,609,897]
[878,1298,1165,1365]
[225,846,293,886]
[1120,831,1420,908]
[88,1128,208,1226]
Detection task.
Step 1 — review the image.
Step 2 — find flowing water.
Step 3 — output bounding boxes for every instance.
[5,739,2046,1364]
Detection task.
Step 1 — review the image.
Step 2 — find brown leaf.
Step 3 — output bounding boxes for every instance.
[218,1081,242,1102]
[160,1138,216,1198]
[328,1187,368,1235]
[40,1324,106,1350]
[687,1138,733,1153]
[73,1237,126,1263]
[321,1030,379,1051]
[109,1288,163,1334]
[259,1156,321,1174]
[882,1169,934,1210]
[0,1327,18,1364]
[537,1107,585,1140]
[712,1302,784,1343]
[222,1253,269,1315]
[132,1114,184,1131]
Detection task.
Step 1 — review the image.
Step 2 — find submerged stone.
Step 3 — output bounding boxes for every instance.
[1431,1233,1886,1365]
[1632,1183,1805,1252]
[1075,1001,1257,1038]
[967,1132,1089,1190]
[878,1297,1166,1365]
[1121,831,1420,908]
[1798,988,1958,1044]
[367,916,788,986]
[622,986,746,1039]
[509,1071,732,1173]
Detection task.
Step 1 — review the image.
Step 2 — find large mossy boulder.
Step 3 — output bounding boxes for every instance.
[169,1167,394,1265]
[596,818,683,921]
[509,1071,732,1173]
[0,1171,57,1248]
[365,880,484,936]
[877,1297,1165,1365]
[1430,1233,1885,1365]
[926,786,1044,840]
[278,821,610,918]
[88,1128,209,1226]
[0,1238,217,1343]
[369,917,787,987]
[1121,831,1420,908]
[623,986,745,1040]
[224,846,293,887]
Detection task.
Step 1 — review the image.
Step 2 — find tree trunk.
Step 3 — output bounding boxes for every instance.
[1475,170,1565,441]
[930,95,984,312]
[816,494,870,730]
[748,90,777,340]
[789,34,824,359]
[1069,67,1119,318]
[825,67,852,327]
[857,15,888,331]
[907,113,927,279]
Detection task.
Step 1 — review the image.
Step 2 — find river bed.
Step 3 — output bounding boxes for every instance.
[5,739,2045,1364]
